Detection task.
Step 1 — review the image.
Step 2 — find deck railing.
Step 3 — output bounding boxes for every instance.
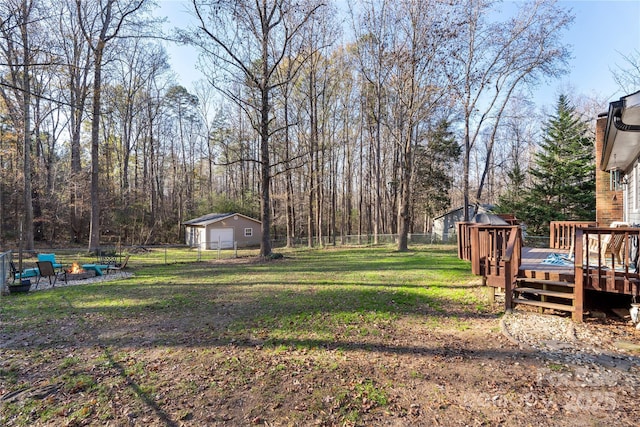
[458,221,640,322]
[456,222,475,261]
[549,221,598,250]
[469,225,522,289]
[457,222,522,290]
[575,227,640,298]
[502,227,522,312]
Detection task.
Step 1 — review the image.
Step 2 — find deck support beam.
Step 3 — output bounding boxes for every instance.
[573,229,585,322]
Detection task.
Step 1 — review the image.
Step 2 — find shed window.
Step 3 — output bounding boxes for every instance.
[244,228,253,237]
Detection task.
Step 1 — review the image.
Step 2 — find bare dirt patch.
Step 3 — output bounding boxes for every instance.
[2,257,640,426]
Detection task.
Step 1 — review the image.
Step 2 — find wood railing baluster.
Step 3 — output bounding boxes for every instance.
[460,222,640,323]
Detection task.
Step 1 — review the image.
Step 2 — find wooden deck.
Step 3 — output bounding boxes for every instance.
[456,222,640,321]
[519,247,574,282]
[519,246,640,296]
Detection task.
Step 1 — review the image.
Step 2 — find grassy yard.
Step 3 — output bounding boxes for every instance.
[1,245,590,426]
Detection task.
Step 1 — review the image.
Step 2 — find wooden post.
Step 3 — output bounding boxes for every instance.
[471,226,480,275]
[573,228,584,322]
[485,276,494,304]
[504,258,512,314]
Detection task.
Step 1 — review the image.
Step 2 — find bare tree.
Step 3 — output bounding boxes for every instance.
[387,0,459,251]
[108,39,169,197]
[611,49,640,95]
[186,0,324,257]
[448,0,572,221]
[193,80,220,204]
[0,0,43,250]
[348,0,394,244]
[163,84,201,231]
[75,0,147,251]
[295,4,339,247]
[55,0,94,243]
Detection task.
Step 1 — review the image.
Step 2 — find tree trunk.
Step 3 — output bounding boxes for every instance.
[259,50,271,257]
[70,94,83,243]
[88,45,104,251]
[260,101,272,257]
[463,122,471,222]
[20,2,34,251]
[284,93,295,248]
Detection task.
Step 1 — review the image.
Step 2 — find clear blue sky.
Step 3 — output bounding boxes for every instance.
[537,0,640,107]
[156,0,640,111]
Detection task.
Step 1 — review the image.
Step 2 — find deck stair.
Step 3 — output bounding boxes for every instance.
[512,277,576,313]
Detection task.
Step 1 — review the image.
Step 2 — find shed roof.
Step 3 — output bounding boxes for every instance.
[183,212,261,227]
[433,204,493,221]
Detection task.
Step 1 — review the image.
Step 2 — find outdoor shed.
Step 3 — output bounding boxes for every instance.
[183,213,262,249]
[432,204,494,242]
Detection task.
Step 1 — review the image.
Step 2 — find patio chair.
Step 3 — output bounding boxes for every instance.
[109,255,131,270]
[9,261,18,283]
[37,253,62,269]
[567,222,628,267]
[585,222,630,266]
[36,261,65,287]
[10,261,40,283]
[96,249,120,268]
[107,254,130,273]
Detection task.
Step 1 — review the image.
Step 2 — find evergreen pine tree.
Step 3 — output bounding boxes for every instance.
[414,119,461,222]
[497,95,595,235]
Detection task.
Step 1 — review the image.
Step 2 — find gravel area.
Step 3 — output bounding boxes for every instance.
[26,271,134,291]
[501,310,640,391]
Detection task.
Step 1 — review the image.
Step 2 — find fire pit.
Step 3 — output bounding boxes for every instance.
[65,263,97,281]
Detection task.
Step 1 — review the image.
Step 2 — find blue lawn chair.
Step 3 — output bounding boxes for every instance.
[37,253,62,269]
[10,261,39,281]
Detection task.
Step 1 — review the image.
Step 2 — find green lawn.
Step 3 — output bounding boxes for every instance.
[2,245,504,426]
[3,245,480,341]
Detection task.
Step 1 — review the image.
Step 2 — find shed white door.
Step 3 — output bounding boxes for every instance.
[209,228,234,249]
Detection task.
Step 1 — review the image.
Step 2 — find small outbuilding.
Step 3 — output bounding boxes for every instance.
[183,212,262,249]
[432,204,494,242]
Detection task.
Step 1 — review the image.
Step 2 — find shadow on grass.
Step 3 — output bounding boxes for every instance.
[1,247,491,353]
[104,348,179,427]
[1,282,497,352]
[200,257,472,275]
[87,334,531,364]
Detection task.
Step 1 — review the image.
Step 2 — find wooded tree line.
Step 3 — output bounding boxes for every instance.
[0,0,576,254]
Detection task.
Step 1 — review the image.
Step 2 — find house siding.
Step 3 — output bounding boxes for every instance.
[625,160,640,224]
[433,210,464,243]
[433,205,492,242]
[184,213,262,249]
[185,226,206,248]
[213,216,261,248]
[595,116,624,225]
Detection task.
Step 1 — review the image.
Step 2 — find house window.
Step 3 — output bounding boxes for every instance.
[244,228,253,237]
